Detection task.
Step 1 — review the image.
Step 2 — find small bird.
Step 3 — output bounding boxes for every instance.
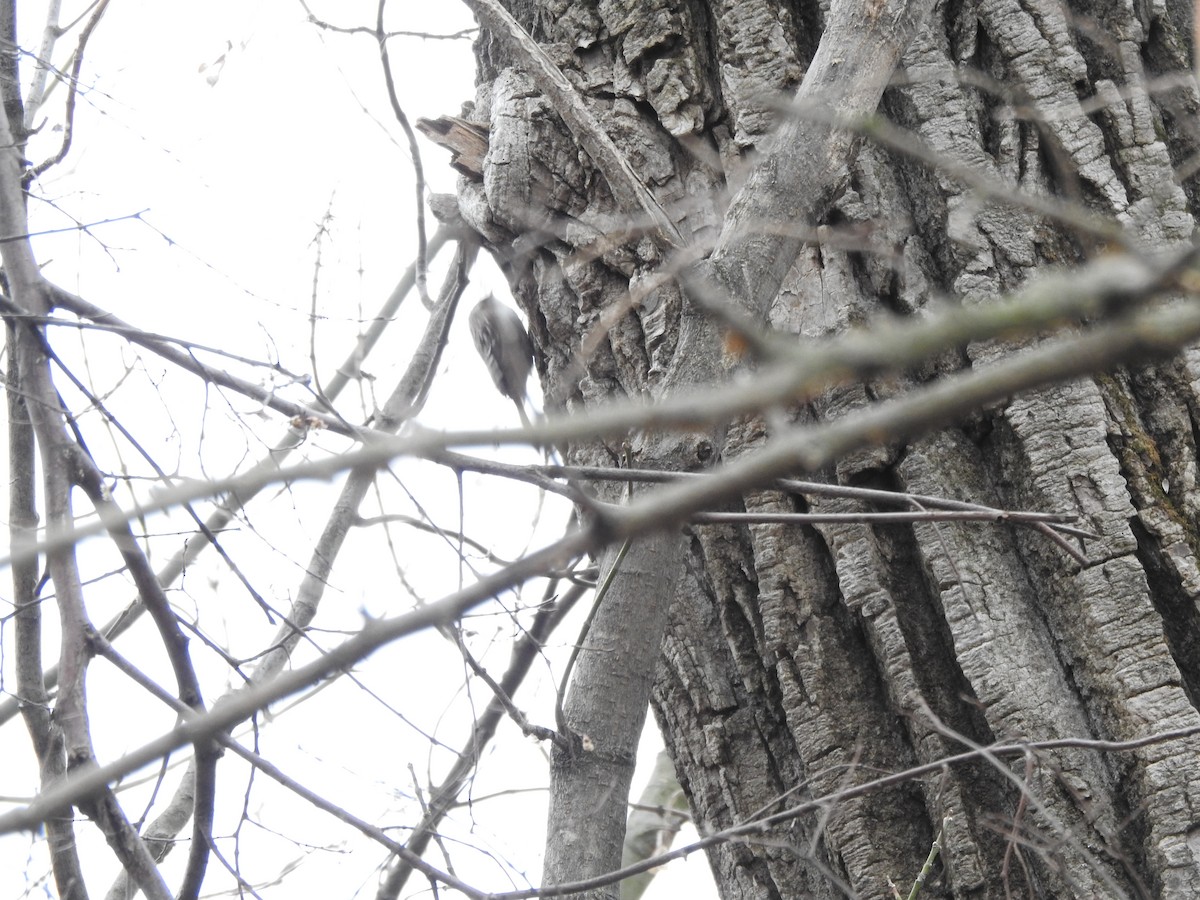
[469,294,534,427]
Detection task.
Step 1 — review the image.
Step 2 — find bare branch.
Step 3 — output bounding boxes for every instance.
[6,245,1191,572]
[376,0,433,307]
[0,224,456,733]
[0,46,170,898]
[48,286,367,438]
[8,281,1200,837]
[376,582,585,898]
[30,0,112,178]
[7,318,87,897]
[103,236,481,887]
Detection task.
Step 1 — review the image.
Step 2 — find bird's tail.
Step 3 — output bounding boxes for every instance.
[513,395,533,430]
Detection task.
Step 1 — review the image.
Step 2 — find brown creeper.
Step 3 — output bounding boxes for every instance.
[469,294,534,427]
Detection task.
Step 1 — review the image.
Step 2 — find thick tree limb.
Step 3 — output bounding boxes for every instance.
[696,0,942,323]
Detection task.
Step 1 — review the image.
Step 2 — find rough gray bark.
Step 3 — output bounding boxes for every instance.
[462,0,1200,897]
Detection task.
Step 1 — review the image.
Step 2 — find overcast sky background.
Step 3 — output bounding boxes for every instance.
[1,1,716,897]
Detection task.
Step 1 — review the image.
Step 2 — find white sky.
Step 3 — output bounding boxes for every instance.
[1,1,715,897]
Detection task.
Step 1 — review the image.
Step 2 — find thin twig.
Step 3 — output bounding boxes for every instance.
[0,226,455,731]
[30,0,112,178]
[8,286,1200,574]
[376,0,432,308]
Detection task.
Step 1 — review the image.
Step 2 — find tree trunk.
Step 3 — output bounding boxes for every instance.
[463,0,1200,896]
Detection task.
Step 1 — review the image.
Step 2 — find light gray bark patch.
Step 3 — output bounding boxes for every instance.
[629,272,682,384]
[596,0,712,134]
[899,430,1132,894]
[792,490,967,896]
[894,26,1046,286]
[977,0,1136,219]
[536,0,605,47]
[656,548,825,898]
[486,69,594,235]
[987,382,1200,896]
[604,98,677,188]
[1002,379,1138,554]
[709,0,805,146]
[1089,57,1194,244]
